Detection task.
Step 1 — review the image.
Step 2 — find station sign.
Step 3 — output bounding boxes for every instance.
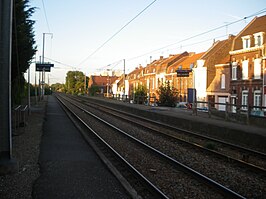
[176,69,191,77]
[36,63,54,72]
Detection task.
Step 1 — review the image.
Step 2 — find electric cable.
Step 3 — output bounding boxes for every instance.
[41,0,51,33]
[127,9,266,62]
[78,0,158,66]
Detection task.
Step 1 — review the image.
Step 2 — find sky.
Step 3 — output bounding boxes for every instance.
[26,0,266,84]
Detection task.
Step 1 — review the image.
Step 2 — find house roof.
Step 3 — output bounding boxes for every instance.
[168,52,205,73]
[143,52,189,74]
[90,75,118,86]
[231,15,266,51]
[201,35,235,66]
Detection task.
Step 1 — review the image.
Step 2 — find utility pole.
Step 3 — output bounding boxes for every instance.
[123,59,126,96]
[84,73,86,95]
[0,0,18,174]
[41,33,53,99]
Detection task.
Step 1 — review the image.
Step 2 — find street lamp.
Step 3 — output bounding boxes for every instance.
[41,33,53,98]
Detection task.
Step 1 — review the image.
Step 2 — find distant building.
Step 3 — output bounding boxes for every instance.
[88,75,119,95]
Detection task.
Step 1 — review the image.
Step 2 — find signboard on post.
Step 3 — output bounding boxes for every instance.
[36,63,54,72]
[176,69,191,77]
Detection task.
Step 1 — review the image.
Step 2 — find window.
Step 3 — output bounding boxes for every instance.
[254,59,261,79]
[147,78,149,88]
[245,39,250,48]
[254,90,261,110]
[242,90,248,110]
[242,60,249,80]
[242,35,251,49]
[254,32,264,47]
[221,74,225,89]
[152,78,154,89]
[257,35,261,46]
[190,63,194,70]
[232,62,237,80]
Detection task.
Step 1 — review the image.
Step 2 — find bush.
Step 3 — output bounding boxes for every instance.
[134,85,147,104]
[157,81,178,107]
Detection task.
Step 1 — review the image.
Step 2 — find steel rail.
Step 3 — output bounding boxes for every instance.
[61,94,246,199]
[83,100,266,173]
[56,94,169,199]
[81,96,266,159]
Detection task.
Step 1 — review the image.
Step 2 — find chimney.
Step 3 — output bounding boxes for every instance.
[160,56,163,60]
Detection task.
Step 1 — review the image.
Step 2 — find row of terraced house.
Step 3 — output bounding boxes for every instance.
[89,15,266,112]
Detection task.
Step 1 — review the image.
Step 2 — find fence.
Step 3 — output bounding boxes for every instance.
[12,105,29,135]
[196,101,266,125]
[100,93,265,126]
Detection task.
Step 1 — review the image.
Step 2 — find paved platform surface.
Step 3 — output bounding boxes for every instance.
[89,96,266,137]
[32,95,129,199]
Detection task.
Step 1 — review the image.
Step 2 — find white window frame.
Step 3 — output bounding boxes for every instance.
[242,90,248,110]
[221,74,225,89]
[232,62,237,80]
[254,90,261,110]
[253,32,264,47]
[241,35,251,49]
[242,60,249,80]
[254,58,261,79]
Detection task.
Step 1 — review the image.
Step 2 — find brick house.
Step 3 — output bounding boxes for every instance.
[193,35,235,110]
[229,15,266,112]
[127,65,145,98]
[205,35,235,110]
[167,52,204,102]
[88,75,118,95]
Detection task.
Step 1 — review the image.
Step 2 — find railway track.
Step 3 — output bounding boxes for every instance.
[76,94,266,172]
[56,93,253,198]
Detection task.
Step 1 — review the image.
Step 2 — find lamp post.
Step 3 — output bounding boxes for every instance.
[41,33,53,99]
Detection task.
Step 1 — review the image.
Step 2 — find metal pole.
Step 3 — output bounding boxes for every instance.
[35,71,37,104]
[41,33,45,99]
[41,33,52,99]
[123,59,126,96]
[28,67,31,115]
[84,73,86,95]
[0,0,18,174]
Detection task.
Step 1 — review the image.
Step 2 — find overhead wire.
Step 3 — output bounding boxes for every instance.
[41,0,51,33]
[127,8,266,62]
[78,0,158,66]
[45,8,266,76]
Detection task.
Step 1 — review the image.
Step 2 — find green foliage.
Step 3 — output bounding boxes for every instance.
[12,0,36,105]
[51,83,66,92]
[65,71,87,95]
[157,81,178,107]
[88,85,99,96]
[134,85,147,104]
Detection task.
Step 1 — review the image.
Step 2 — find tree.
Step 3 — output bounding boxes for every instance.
[12,0,36,105]
[65,71,87,95]
[134,85,147,104]
[157,81,179,107]
[88,85,99,96]
[51,83,66,93]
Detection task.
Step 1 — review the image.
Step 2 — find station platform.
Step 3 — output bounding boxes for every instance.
[32,95,130,199]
